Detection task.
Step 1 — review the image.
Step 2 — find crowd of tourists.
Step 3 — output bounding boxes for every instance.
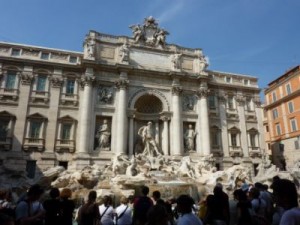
[0,177,300,225]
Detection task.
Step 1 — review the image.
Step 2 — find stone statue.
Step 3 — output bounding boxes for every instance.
[97,119,111,150]
[119,43,129,63]
[84,37,95,59]
[129,24,144,43]
[138,121,161,157]
[155,28,169,47]
[177,156,195,178]
[143,16,158,28]
[171,53,182,70]
[125,157,138,176]
[97,87,113,104]
[184,124,197,152]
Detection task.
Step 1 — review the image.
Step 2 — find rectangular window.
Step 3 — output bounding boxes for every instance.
[273,108,278,119]
[246,98,252,111]
[69,56,77,63]
[11,49,21,56]
[30,121,42,139]
[226,77,231,83]
[212,132,219,146]
[244,79,249,85]
[5,72,16,89]
[26,160,36,179]
[61,123,72,140]
[290,118,297,132]
[266,125,269,132]
[286,84,292,95]
[276,124,281,135]
[66,80,75,94]
[41,52,50,60]
[250,133,256,147]
[0,120,9,142]
[208,95,215,109]
[231,133,237,147]
[36,76,47,92]
[288,102,294,113]
[272,92,277,102]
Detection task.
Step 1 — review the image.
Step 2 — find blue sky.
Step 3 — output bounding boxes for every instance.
[1,0,300,100]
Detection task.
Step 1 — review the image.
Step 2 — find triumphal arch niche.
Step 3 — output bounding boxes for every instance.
[77,16,263,170]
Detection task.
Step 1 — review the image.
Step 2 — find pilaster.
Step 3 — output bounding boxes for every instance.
[236,94,249,157]
[218,93,229,157]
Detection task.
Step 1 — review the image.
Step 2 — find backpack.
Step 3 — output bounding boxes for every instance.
[134,196,152,221]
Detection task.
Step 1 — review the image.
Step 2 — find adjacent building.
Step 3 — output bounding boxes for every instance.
[0,17,264,177]
[264,65,300,169]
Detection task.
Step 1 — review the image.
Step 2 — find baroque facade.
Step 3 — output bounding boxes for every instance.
[264,65,300,170]
[0,17,264,177]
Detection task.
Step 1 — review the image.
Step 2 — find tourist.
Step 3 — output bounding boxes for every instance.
[77,190,100,225]
[133,185,153,225]
[176,195,203,225]
[147,204,169,225]
[15,184,45,225]
[248,187,268,224]
[272,179,300,225]
[233,189,252,225]
[115,196,132,225]
[99,195,114,225]
[43,187,61,225]
[0,189,15,218]
[204,184,229,225]
[255,182,273,221]
[59,188,75,225]
[152,190,164,205]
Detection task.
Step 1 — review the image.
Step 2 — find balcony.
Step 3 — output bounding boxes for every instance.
[55,139,75,153]
[23,138,45,152]
[0,88,19,101]
[60,93,78,106]
[229,146,243,157]
[30,91,49,103]
[0,137,12,151]
[248,147,262,157]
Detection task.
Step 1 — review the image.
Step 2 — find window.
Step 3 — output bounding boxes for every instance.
[228,96,234,109]
[36,75,47,92]
[61,123,72,140]
[29,121,42,139]
[69,56,77,63]
[0,120,9,142]
[288,102,294,113]
[208,95,216,109]
[5,71,17,89]
[290,118,297,132]
[286,83,292,95]
[273,108,278,119]
[11,49,21,56]
[266,125,269,132]
[66,80,75,94]
[225,76,231,83]
[276,123,281,135]
[250,133,256,147]
[246,98,252,111]
[272,92,277,102]
[41,52,50,60]
[26,160,36,179]
[244,79,249,85]
[211,131,219,146]
[295,136,300,149]
[231,133,237,147]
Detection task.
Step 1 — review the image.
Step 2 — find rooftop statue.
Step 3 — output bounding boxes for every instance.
[129,16,169,47]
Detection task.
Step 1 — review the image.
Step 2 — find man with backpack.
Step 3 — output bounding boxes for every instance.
[133,185,153,225]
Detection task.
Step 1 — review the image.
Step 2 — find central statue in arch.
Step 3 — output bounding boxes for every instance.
[138,121,162,157]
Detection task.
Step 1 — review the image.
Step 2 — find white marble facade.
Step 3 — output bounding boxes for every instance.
[0,17,264,174]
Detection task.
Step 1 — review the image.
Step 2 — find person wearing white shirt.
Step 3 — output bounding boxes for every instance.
[99,195,114,225]
[115,196,132,225]
[176,195,203,225]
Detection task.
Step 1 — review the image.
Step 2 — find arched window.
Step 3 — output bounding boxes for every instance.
[134,94,163,114]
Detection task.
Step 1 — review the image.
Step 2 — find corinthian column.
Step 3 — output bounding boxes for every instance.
[78,68,95,153]
[197,82,210,156]
[114,72,129,155]
[171,85,183,155]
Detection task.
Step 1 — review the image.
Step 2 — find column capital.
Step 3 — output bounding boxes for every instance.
[80,75,96,89]
[50,76,64,88]
[115,79,129,90]
[236,94,245,106]
[197,87,209,98]
[20,72,34,85]
[253,97,262,107]
[171,86,182,96]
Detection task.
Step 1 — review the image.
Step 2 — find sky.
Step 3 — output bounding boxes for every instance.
[1,0,300,101]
